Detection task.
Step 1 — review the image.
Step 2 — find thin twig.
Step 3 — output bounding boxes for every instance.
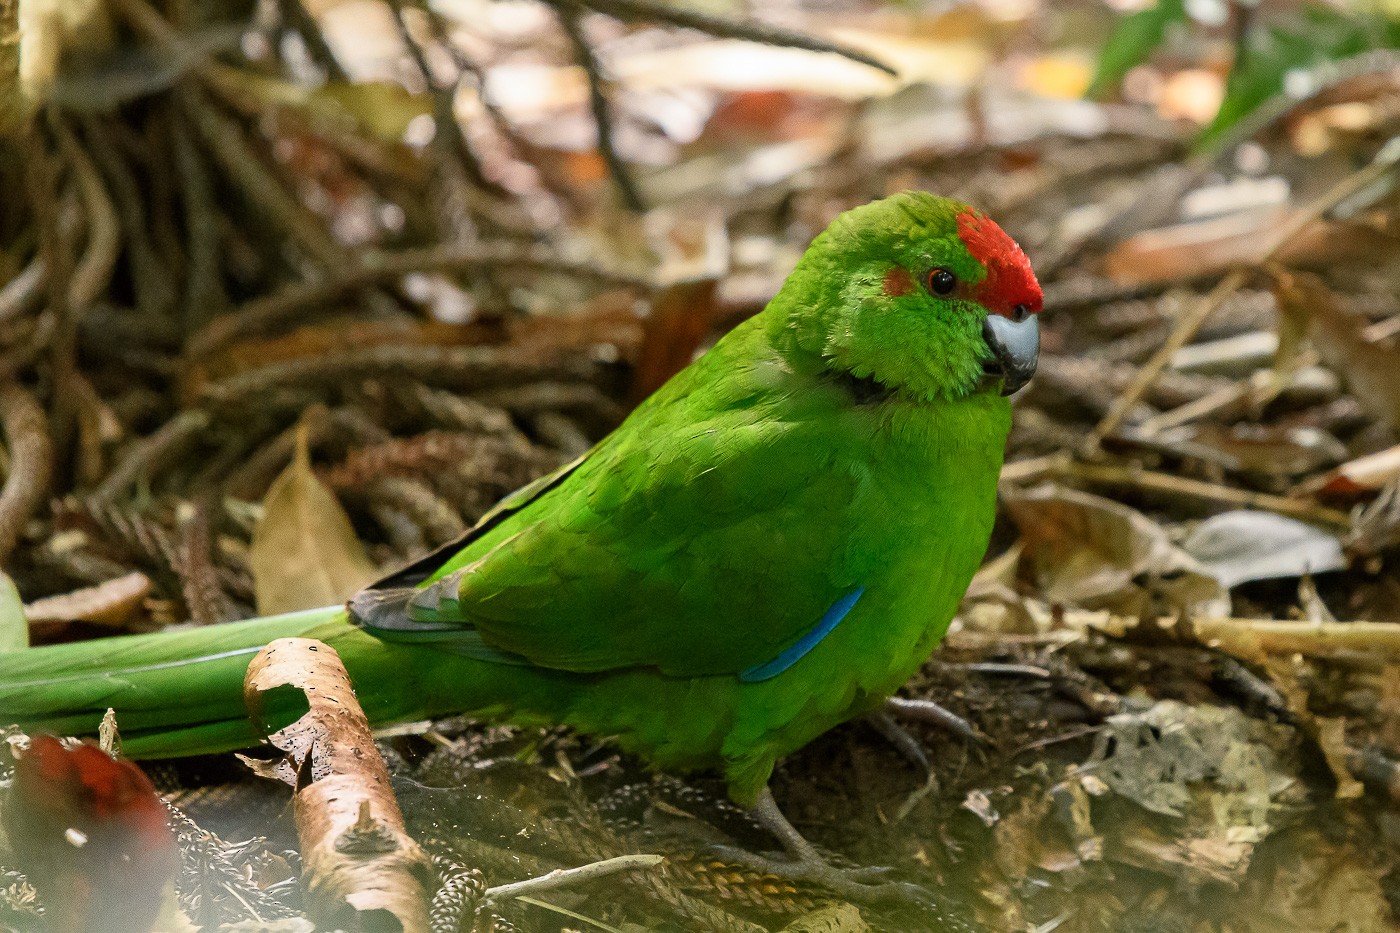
[177,497,232,625]
[0,384,52,563]
[93,410,212,503]
[0,259,46,324]
[387,0,495,193]
[197,344,598,408]
[182,86,345,267]
[516,896,625,932]
[555,0,644,211]
[364,476,466,545]
[420,2,570,209]
[1188,617,1400,658]
[110,0,344,267]
[948,662,1053,678]
[1084,270,1247,452]
[999,451,1071,485]
[51,119,120,312]
[576,0,898,76]
[173,105,227,333]
[81,115,177,317]
[49,118,119,471]
[0,312,58,385]
[1056,459,1352,528]
[276,0,350,81]
[19,133,70,397]
[1134,383,1248,436]
[1080,50,1400,255]
[186,241,646,358]
[484,854,664,904]
[1085,141,1400,452]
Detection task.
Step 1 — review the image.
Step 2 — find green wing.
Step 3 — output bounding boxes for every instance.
[352,319,870,677]
[358,449,591,591]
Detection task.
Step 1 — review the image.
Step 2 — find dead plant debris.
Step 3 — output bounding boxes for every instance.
[1,0,1400,930]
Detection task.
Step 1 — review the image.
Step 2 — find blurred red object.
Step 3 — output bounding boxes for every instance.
[4,735,178,933]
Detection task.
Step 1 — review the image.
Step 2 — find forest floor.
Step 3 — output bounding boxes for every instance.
[2,0,1400,931]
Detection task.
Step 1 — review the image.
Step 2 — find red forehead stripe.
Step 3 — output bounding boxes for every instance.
[955,211,1042,316]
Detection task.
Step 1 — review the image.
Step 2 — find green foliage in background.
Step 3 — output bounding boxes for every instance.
[1086,0,1187,100]
[1089,0,1400,150]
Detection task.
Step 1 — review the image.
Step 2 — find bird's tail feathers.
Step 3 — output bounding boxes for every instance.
[0,605,352,757]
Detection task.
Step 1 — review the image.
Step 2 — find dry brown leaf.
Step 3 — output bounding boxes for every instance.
[1161,423,1346,480]
[24,572,152,632]
[1312,443,1400,497]
[1289,82,1400,157]
[629,280,720,405]
[988,791,1052,880]
[1101,208,1395,284]
[244,638,431,933]
[1273,270,1400,431]
[1002,483,1230,617]
[250,425,377,615]
[1112,825,1254,886]
[1180,511,1344,588]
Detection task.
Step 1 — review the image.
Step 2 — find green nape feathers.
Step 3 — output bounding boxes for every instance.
[0,191,1042,809]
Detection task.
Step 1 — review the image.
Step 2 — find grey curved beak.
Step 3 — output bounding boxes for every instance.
[982,314,1039,396]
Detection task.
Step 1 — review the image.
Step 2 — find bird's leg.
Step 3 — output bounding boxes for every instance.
[707,787,929,905]
[748,785,827,864]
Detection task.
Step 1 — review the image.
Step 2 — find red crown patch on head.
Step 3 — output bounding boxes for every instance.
[955,211,1042,318]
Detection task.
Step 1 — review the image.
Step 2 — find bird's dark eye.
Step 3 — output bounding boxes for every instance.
[927,268,957,295]
[1011,304,1030,322]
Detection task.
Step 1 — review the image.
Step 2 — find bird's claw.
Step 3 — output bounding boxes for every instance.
[883,697,991,745]
[705,845,930,905]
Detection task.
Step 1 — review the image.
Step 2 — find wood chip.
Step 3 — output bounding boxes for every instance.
[244,637,431,933]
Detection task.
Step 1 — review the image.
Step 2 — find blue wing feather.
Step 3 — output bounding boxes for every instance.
[739,587,865,683]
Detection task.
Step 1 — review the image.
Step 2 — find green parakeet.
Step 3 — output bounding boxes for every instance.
[0,191,1040,875]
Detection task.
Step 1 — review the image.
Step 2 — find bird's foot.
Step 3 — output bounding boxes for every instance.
[726,787,931,905]
[883,696,989,745]
[867,712,939,820]
[706,844,931,904]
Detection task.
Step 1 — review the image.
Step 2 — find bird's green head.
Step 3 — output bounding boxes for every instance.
[765,191,1042,401]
